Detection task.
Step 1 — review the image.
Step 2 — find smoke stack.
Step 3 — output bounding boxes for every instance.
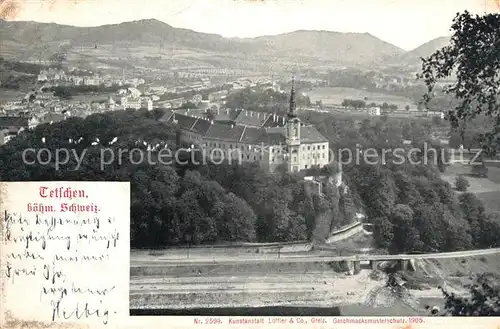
[231,124,234,128]
[245,110,248,116]
[282,117,285,125]
[250,112,253,117]
[258,113,260,118]
[273,114,276,122]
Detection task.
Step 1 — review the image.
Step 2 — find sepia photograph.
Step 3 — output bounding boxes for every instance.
[0,0,499,320]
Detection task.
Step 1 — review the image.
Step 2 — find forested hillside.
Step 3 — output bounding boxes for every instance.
[0,109,342,247]
[303,110,500,252]
[1,108,499,251]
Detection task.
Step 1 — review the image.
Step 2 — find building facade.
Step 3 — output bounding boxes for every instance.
[161,78,330,172]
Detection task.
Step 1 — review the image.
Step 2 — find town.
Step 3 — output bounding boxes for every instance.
[1,62,445,147]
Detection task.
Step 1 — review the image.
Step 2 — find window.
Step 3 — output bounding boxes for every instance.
[308,146,311,150]
[272,157,275,162]
[313,146,316,150]
[305,165,308,169]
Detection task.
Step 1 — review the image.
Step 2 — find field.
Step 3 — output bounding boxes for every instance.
[0,89,26,102]
[305,87,415,108]
[441,163,500,213]
[475,191,500,212]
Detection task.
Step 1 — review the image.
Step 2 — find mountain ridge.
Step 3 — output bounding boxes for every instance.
[0,18,448,68]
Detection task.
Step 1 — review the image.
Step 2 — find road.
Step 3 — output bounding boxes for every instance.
[131,247,500,267]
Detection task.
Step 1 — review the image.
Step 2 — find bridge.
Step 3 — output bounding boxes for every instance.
[131,247,500,275]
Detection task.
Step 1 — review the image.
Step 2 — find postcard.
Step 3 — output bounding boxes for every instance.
[1,0,499,328]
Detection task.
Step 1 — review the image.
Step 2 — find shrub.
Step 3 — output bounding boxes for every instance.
[455,175,470,192]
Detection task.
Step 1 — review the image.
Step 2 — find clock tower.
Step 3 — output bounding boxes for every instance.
[286,76,301,172]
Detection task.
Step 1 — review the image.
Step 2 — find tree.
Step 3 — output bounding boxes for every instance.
[219,192,257,242]
[442,273,500,316]
[455,175,470,192]
[405,105,410,111]
[459,192,487,246]
[419,11,500,156]
[372,216,394,249]
[206,109,216,120]
[179,101,198,109]
[480,212,500,247]
[389,204,423,252]
[412,203,445,251]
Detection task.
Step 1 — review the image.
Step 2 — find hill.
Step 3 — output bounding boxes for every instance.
[0,19,405,69]
[387,36,451,68]
[251,30,404,64]
[408,36,451,58]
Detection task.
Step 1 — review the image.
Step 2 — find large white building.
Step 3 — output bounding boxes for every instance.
[161,78,330,172]
[120,96,153,111]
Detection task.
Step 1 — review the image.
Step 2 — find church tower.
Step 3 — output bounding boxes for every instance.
[286,76,301,172]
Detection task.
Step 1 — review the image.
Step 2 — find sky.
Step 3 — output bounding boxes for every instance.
[4,0,498,50]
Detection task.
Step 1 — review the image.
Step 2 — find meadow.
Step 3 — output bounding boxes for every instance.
[0,89,26,102]
[305,87,415,108]
[442,163,500,213]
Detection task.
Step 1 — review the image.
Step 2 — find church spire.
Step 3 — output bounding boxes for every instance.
[288,76,297,118]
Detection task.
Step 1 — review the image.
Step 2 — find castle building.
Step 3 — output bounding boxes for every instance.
[160,77,330,172]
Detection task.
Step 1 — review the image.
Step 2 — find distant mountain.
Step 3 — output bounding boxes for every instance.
[0,19,242,52]
[387,36,451,67]
[408,36,451,58]
[250,30,404,63]
[0,19,406,67]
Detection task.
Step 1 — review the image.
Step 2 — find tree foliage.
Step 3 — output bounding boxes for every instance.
[442,273,500,316]
[419,11,500,156]
[455,175,470,191]
[0,109,338,247]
